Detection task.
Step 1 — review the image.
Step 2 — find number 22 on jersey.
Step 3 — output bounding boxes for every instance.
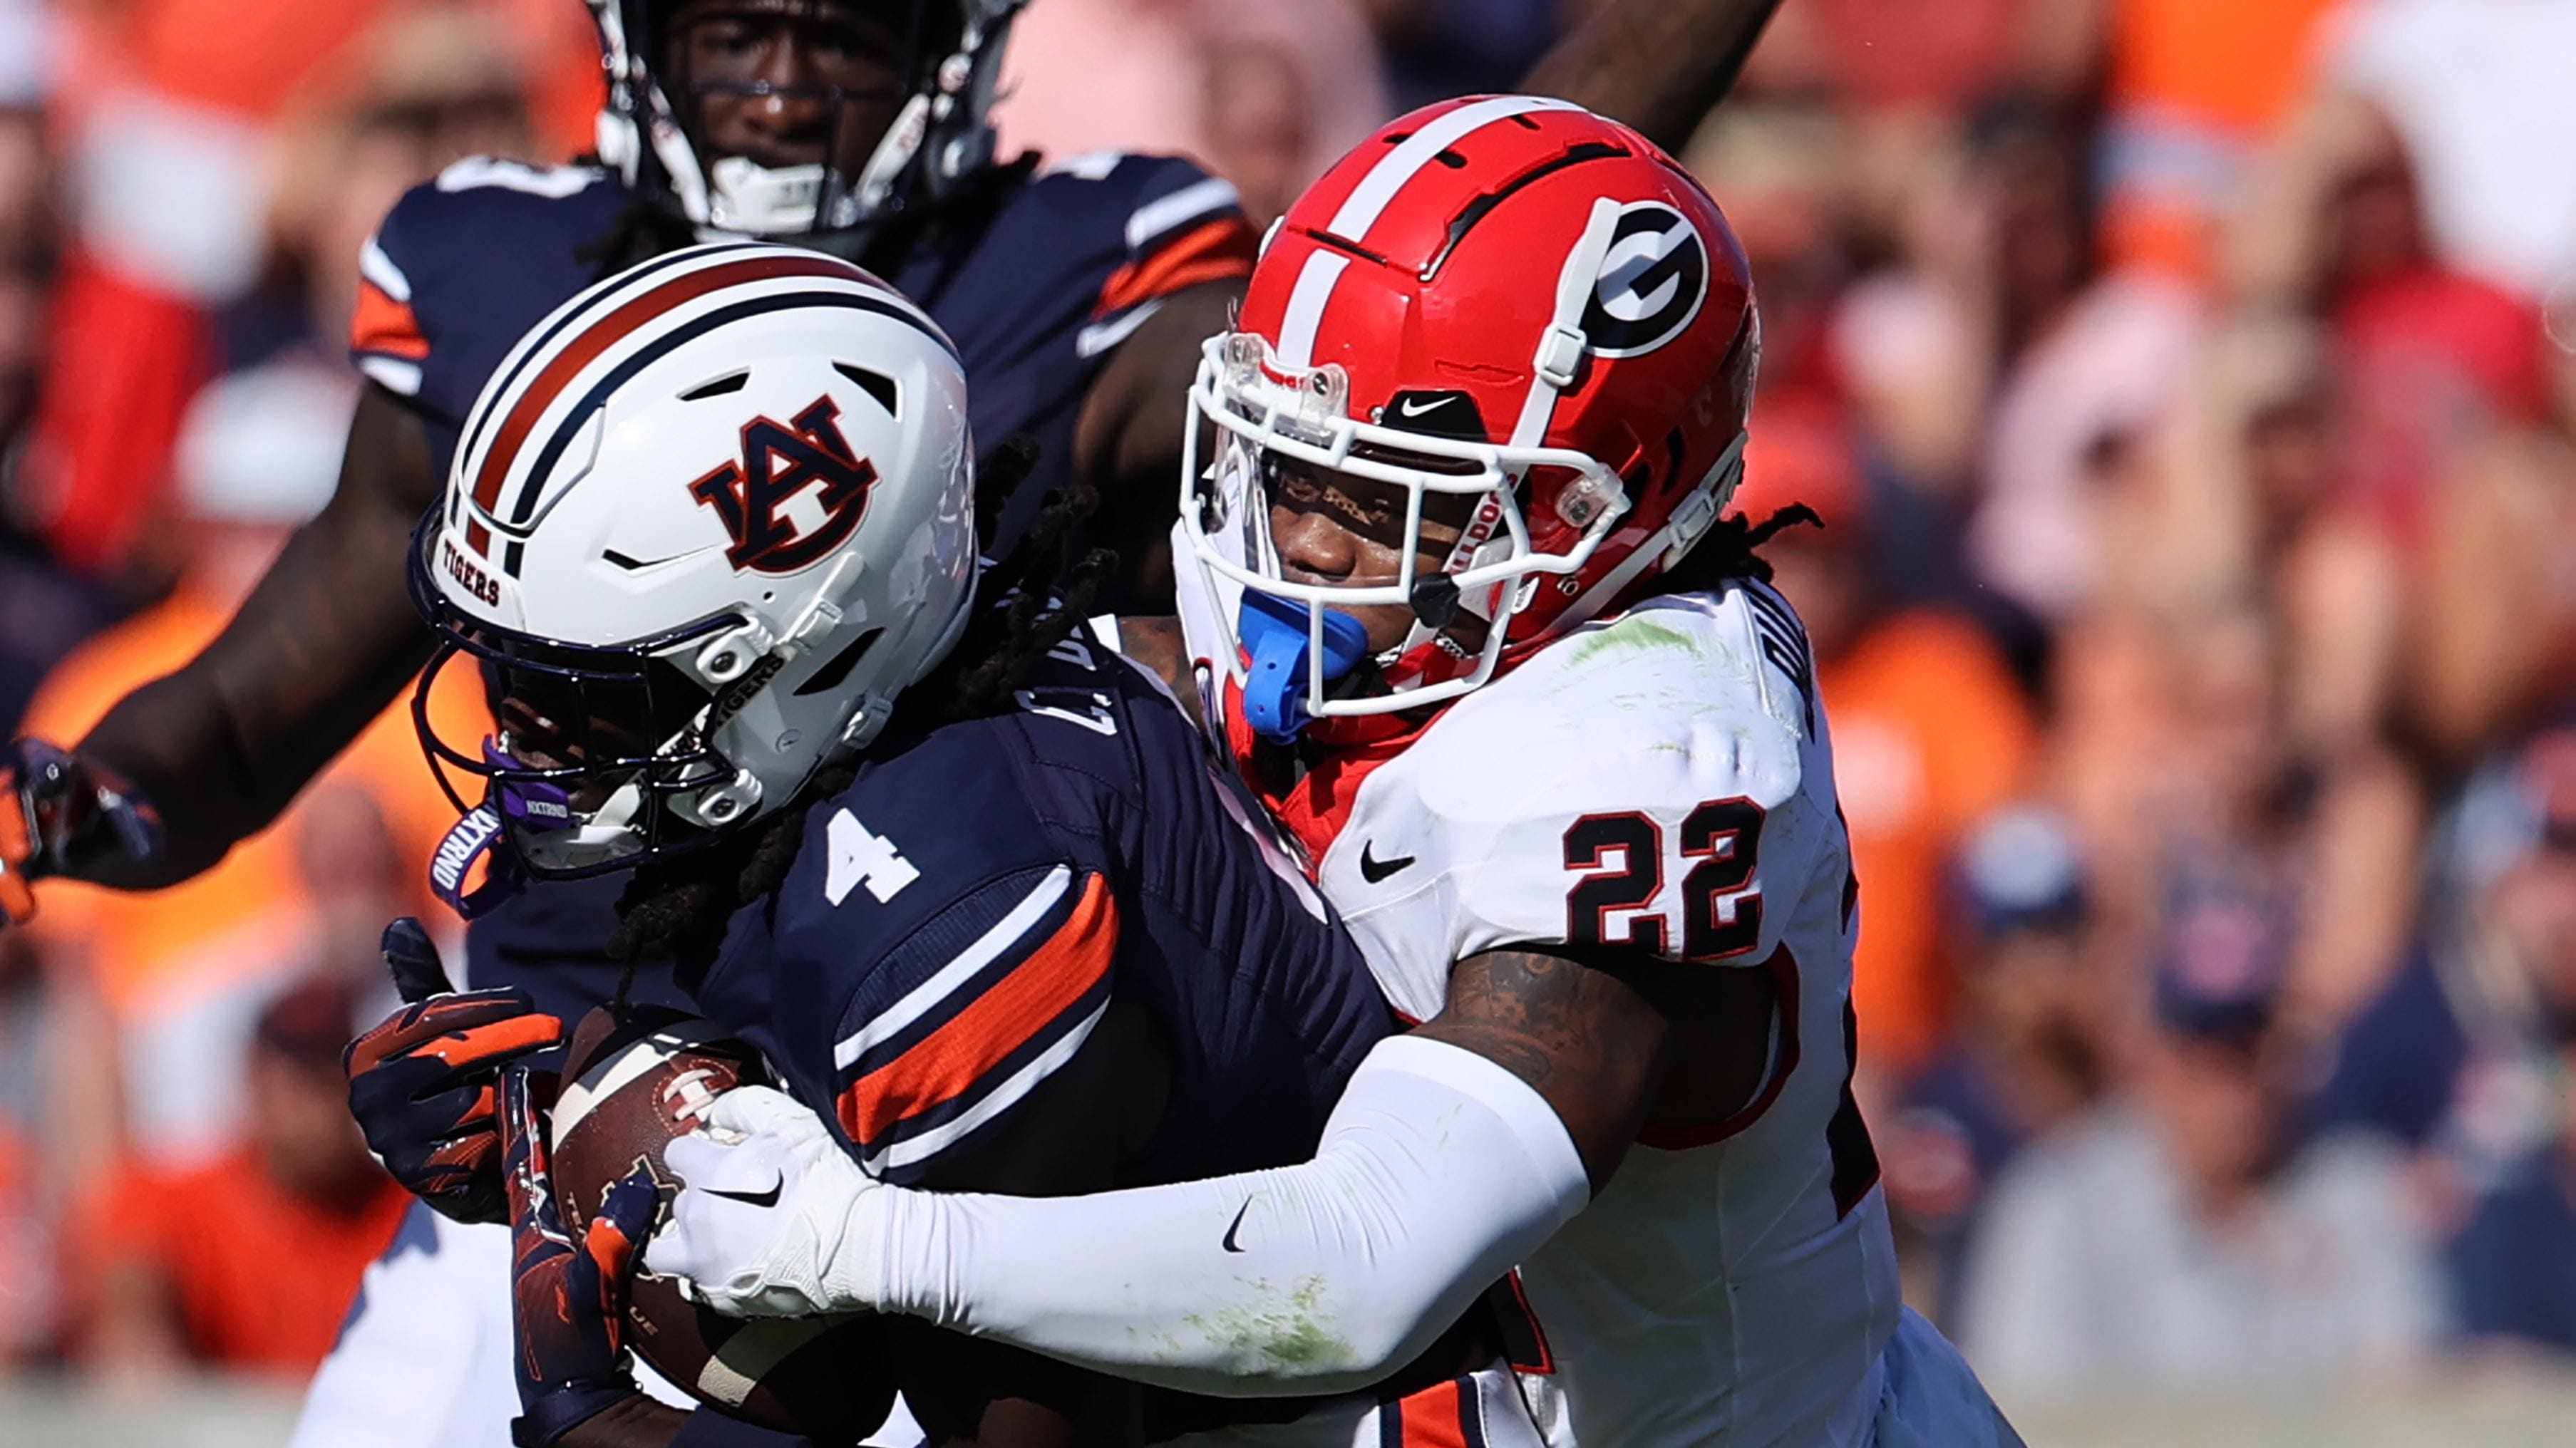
[1561,798,1763,961]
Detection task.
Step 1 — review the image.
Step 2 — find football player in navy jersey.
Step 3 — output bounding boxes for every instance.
[0,0,1786,1443]
[404,247,1409,1448]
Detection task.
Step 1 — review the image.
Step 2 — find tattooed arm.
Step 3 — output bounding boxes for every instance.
[1416,946,1776,1189]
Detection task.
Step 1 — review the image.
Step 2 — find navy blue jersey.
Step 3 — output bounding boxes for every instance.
[689,632,1390,1190]
[351,152,1256,1020]
[691,635,1391,1440]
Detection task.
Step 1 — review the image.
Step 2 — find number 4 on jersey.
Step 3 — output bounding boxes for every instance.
[825,809,919,906]
[1561,798,1763,961]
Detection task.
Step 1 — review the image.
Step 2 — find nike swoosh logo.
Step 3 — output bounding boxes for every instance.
[705,1175,784,1210]
[1396,397,1444,418]
[1359,842,1416,884]
[1221,1199,1252,1253]
[602,544,722,572]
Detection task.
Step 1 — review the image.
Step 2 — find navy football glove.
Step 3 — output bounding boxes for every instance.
[0,739,160,924]
[500,1063,661,1448]
[346,918,565,1223]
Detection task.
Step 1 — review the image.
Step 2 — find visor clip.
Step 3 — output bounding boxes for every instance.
[1535,326,1588,391]
[1410,574,1461,631]
[698,623,777,684]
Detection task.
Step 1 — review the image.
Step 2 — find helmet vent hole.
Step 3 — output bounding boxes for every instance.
[679,371,750,401]
[793,627,886,698]
[834,363,901,418]
[1432,149,1467,170]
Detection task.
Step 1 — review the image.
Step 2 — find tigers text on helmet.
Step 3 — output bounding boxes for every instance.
[588,0,1024,241]
[411,243,977,914]
[1180,95,1758,738]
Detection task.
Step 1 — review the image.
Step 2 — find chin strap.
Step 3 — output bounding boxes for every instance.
[705,156,828,235]
[427,741,577,920]
[1237,592,1371,743]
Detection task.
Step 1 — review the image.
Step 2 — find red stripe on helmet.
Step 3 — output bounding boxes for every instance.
[468,253,876,519]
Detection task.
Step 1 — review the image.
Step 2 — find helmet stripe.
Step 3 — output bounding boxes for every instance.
[455,242,766,480]
[1324,95,1580,244]
[1273,251,1351,372]
[495,287,954,561]
[1277,95,1583,373]
[468,252,885,520]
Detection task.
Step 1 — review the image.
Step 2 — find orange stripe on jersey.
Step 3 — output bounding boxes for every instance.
[838,872,1119,1145]
[1094,216,1257,319]
[1392,1380,1475,1448]
[349,279,429,360]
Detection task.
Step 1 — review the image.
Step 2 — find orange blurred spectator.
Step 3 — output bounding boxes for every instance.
[68,974,407,1380]
[24,361,482,1164]
[1736,397,2039,1080]
[2096,0,2340,280]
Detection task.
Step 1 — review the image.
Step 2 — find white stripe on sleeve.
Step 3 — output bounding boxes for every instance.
[359,235,413,302]
[1126,177,1241,252]
[1077,297,1163,358]
[864,998,1110,1174]
[356,356,423,395]
[832,865,1075,1070]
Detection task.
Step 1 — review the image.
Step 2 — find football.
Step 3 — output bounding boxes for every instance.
[549,1005,895,1445]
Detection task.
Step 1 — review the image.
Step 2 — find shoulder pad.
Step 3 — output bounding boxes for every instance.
[1341,592,1835,966]
[352,160,621,405]
[1015,153,1255,353]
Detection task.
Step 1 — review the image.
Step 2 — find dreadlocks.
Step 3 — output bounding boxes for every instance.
[1642,501,1822,596]
[607,436,1116,978]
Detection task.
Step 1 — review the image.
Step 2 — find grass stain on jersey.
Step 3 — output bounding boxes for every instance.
[1568,616,1704,666]
[1182,1277,1355,1375]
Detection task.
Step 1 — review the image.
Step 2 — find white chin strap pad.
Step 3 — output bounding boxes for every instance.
[706,156,828,236]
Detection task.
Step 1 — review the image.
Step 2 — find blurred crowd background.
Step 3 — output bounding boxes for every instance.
[0,0,2572,1430]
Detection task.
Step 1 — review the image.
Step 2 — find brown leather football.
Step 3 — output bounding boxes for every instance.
[550,1005,895,1446]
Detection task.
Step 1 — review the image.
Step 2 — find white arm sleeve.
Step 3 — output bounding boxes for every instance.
[872,1034,1590,1397]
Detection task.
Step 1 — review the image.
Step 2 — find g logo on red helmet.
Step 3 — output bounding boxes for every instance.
[1583,201,1709,358]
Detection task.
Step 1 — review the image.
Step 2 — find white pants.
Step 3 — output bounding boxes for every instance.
[289,1201,924,1448]
[1868,1307,2022,1448]
[289,1206,520,1448]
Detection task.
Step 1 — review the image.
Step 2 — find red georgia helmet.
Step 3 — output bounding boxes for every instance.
[1180,95,1758,728]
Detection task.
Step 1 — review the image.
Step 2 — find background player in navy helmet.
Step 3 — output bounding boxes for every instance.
[0,1,1784,1444]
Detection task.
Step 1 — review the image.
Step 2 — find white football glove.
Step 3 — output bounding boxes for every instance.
[646,1085,892,1318]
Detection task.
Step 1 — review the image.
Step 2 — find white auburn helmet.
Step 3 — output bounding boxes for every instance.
[587,0,1026,239]
[411,243,976,912]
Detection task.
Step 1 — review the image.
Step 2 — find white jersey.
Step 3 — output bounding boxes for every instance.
[1176,579,1903,1448]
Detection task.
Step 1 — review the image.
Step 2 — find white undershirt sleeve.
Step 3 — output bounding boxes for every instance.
[870,1034,1591,1397]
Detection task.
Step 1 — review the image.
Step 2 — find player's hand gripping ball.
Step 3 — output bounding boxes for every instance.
[546,1005,896,1444]
[501,1062,657,1447]
[649,1085,895,1320]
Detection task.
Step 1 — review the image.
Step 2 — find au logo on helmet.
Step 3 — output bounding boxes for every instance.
[689,395,880,574]
[1584,201,1710,358]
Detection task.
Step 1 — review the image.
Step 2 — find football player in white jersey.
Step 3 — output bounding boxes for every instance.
[649,98,2021,1447]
